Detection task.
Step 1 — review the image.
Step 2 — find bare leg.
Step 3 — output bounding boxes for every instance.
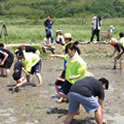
[95,107,103,124]
[6,69,10,77]
[120,60,123,70]
[64,113,78,124]
[58,92,69,99]
[0,67,4,75]
[113,57,117,69]
[35,73,42,86]
[26,75,30,83]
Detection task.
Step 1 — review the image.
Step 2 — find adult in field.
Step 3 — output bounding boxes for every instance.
[64,77,109,124]
[18,47,42,86]
[44,16,54,44]
[0,43,14,77]
[18,45,40,56]
[110,38,124,70]
[90,16,102,43]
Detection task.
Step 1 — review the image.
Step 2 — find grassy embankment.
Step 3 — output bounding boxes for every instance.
[0,17,124,43]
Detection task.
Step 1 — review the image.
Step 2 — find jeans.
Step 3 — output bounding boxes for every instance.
[46,29,54,44]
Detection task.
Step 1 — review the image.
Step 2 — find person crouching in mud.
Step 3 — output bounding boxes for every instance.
[64,77,109,124]
[13,54,29,92]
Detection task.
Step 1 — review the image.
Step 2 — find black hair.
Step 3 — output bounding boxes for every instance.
[18,55,24,60]
[99,78,109,89]
[97,16,102,21]
[16,48,24,56]
[119,32,123,38]
[0,43,4,47]
[65,41,81,55]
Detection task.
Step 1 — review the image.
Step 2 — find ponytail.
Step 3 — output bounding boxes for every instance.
[65,41,81,55]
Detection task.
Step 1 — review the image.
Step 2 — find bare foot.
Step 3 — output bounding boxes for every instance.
[103,119,107,124]
[57,97,63,103]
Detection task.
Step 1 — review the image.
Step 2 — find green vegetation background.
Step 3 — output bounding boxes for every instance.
[0,0,124,43]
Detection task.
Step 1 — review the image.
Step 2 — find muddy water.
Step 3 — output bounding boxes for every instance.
[0,57,124,124]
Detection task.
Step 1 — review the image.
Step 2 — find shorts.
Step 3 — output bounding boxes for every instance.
[13,72,21,81]
[4,61,13,69]
[68,92,100,113]
[58,80,72,95]
[55,80,64,86]
[30,60,42,74]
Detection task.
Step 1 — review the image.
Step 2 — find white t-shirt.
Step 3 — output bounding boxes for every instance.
[119,37,124,47]
[56,35,65,44]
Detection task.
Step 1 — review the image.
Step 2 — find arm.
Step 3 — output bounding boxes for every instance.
[22,67,29,76]
[0,51,8,65]
[49,54,65,59]
[118,48,123,56]
[111,48,117,57]
[69,72,84,80]
[98,99,104,115]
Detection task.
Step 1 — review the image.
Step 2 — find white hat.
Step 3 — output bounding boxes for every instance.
[56,29,62,33]
[64,33,72,38]
[110,25,114,28]
[110,38,118,43]
[92,16,97,20]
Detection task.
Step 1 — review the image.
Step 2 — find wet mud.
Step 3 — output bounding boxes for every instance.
[0,44,124,124]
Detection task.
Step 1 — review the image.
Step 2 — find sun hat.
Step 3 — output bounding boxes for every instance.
[110,38,118,46]
[110,25,114,28]
[56,29,62,33]
[110,38,118,43]
[64,33,72,38]
[92,16,97,20]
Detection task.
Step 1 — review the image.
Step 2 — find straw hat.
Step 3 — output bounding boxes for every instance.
[56,29,62,33]
[110,38,118,43]
[92,16,97,20]
[64,33,72,38]
[110,25,114,28]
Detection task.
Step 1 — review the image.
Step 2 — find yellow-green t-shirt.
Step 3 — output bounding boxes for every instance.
[65,53,90,84]
[23,51,40,72]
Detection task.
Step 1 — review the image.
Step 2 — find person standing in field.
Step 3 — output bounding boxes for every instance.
[64,77,109,124]
[110,38,124,70]
[89,16,102,43]
[44,16,54,44]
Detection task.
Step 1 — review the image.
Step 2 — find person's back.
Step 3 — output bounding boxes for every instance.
[70,77,104,99]
[25,46,37,53]
[0,48,14,62]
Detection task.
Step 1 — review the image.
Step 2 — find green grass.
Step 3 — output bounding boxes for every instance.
[0,17,123,43]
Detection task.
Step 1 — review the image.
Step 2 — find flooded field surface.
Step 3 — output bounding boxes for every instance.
[0,44,124,124]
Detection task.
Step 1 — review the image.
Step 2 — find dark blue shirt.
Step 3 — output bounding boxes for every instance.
[44,19,53,29]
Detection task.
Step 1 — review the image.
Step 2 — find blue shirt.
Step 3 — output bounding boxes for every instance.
[44,19,53,29]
